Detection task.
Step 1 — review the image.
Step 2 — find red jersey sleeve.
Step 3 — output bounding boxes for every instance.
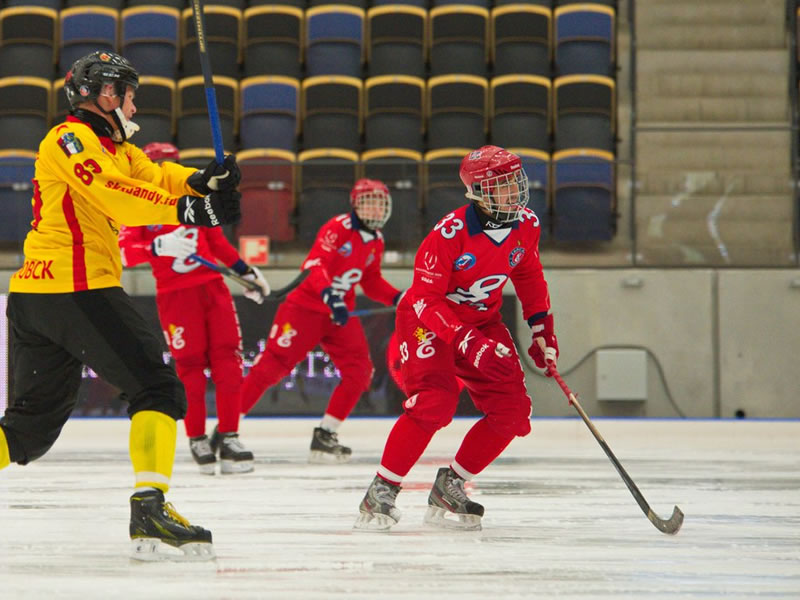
[359,236,400,306]
[118,225,153,267]
[204,226,242,267]
[299,217,346,295]
[510,210,551,322]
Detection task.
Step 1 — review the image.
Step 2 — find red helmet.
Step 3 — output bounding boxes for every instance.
[459,145,529,223]
[142,142,179,163]
[350,178,392,230]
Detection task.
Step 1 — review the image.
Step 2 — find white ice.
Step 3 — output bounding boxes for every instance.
[0,418,798,600]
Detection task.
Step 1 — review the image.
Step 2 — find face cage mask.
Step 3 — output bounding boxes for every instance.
[354,191,392,230]
[99,88,139,142]
[469,169,530,223]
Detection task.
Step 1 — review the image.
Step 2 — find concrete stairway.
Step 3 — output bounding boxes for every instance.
[634,0,795,265]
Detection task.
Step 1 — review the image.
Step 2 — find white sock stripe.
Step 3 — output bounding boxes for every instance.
[377,465,403,485]
[320,414,343,432]
[135,472,170,486]
[451,460,476,481]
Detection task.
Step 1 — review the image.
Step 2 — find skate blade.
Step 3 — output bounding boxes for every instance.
[130,538,216,562]
[423,506,482,531]
[309,450,352,464]
[220,459,254,474]
[353,511,398,532]
[195,462,216,476]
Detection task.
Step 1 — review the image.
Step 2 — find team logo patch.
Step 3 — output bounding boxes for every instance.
[57,132,84,157]
[338,241,352,257]
[454,253,476,271]
[509,246,525,268]
[365,251,375,266]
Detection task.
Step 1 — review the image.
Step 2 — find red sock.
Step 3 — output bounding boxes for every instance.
[177,365,207,438]
[379,414,436,480]
[453,417,514,476]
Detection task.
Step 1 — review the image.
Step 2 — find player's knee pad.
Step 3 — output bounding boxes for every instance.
[402,389,459,434]
[486,399,532,438]
[338,359,373,393]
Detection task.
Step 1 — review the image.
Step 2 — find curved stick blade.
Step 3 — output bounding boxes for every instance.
[649,505,684,535]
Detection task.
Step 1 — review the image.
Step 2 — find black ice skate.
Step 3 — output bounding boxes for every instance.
[424,467,484,531]
[189,434,216,475]
[353,475,402,531]
[129,489,214,561]
[309,427,352,464]
[212,427,254,474]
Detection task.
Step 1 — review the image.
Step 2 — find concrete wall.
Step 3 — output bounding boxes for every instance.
[2,267,798,418]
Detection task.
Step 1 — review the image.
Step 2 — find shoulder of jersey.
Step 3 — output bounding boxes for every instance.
[517,207,542,232]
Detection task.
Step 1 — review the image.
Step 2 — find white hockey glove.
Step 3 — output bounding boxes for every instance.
[242,265,271,304]
[152,226,197,261]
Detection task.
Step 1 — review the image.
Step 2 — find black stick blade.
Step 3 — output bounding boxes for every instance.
[649,505,684,535]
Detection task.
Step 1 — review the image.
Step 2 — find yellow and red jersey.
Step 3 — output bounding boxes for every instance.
[10,115,198,293]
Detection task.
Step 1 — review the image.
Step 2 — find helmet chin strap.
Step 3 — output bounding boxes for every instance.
[96,93,139,142]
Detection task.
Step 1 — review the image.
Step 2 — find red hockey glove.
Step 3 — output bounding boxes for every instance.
[453,326,516,382]
[528,313,559,375]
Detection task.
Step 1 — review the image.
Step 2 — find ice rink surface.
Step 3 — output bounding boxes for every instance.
[0,417,798,600]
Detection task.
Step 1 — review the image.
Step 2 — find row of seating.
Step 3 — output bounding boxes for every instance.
[0,3,616,79]
[0,146,615,244]
[0,74,615,153]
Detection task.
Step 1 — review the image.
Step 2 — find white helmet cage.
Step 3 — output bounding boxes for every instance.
[353,188,392,230]
[466,168,530,223]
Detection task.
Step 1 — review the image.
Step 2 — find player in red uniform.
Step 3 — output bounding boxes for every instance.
[119,142,270,475]
[240,179,402,463]
[355,145,559,531]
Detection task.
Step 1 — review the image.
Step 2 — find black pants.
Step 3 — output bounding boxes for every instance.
[1,287,187,465]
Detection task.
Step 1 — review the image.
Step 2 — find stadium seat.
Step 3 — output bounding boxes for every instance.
[236,148,296,243]
[65,0,124,9]
[366,5,426,78]
[305,5,364,78]
[127,0,184,9]
[0,149,36,186]
[510,147,549,238]
[0,6,57,78]
[491,4,551,77]
[240,76,299,152]
[132,76,176,147]
[556,0,615,6]
[243,5,303,78]
[0,77,51,151]
[364,75,425,152]
[4,0,61,9]
[121,6,180,79]
[427,75,487,151]
[552,148,615,241]
[181,6,241,79]
[177,75,237,151]
[423,147,471,229]
[495,0,551,5]
[554,3,615,76]
[248,0,306,7]
[296,148,358,243]
[301,76,362,152]
[0,184,34,246]
[433,0,490,6]
[362,148,423,248]
[310,0,365,7]
[177,147,215,169]
[490,75,550,152]
[59,7,119,76]
[429,5,489,77]
[370,0,426,7]
[52,78,69,124]
[554,74,615,151]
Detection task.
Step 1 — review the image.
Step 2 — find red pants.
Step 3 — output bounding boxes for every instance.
[157,278,243,437]
[241,301,373,420]
[378,308,532,482]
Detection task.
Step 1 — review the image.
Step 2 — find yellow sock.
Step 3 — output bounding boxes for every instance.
[129,411,176,493]
[0,427,10,470]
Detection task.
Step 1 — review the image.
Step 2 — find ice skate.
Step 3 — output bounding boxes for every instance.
[354,475,402,531]
[189,434,216,475]
[309,427,352,464]
[215,429,254,474]
[129,489,214,561]
[424,467,484,531]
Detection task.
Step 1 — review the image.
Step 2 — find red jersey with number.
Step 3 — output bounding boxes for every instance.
[118,224,241,294]
[399,203,551,345]
[286,213,399,313]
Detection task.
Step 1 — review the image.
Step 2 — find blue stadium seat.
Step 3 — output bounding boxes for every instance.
[305,5,364,78]
[555,3,614,76]
[59,7,118,76]
[0,6,57,78]
[240,76,299,152]
[0,150,36,245]
[121,6,180,79]
[552,148,615,241]
[0,149,36,186]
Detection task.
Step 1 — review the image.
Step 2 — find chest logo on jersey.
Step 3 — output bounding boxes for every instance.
[338,241,352,257]
[57,132,84,157]
[509,247,525,268]
[321,230,339,252]
[454,253,476,271]
[365,251,375,266]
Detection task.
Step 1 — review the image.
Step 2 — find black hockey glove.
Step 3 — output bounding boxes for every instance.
[321,287,349,326]
[177,191,241,227]
[187,155,241,195]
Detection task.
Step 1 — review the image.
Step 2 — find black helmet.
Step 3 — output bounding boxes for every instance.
[64,51,139,110]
